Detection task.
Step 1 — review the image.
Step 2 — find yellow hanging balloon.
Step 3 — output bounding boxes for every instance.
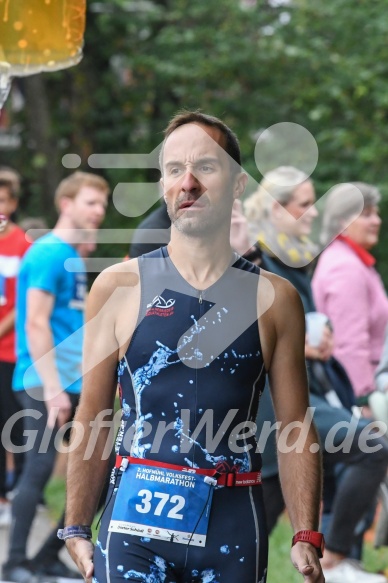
[0,0,86,107]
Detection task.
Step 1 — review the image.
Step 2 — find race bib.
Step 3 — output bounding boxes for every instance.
[108,463,215,547]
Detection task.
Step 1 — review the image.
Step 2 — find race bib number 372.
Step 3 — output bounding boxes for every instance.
[108,463,215,547]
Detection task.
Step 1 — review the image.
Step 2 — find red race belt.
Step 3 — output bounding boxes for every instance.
[115,455,261,487]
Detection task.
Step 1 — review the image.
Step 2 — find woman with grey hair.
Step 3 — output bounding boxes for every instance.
[312,182,388,423]
[319,182,381,247]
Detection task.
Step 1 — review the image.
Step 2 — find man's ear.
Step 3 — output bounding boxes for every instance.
[58,196,73,215]
[160,177,167,203]
[233,172,248,200]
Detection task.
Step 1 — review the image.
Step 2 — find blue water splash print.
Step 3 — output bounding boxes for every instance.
[127,316,206,457]
[117,360,125,377]
[173,416,227,468]
[122,398,131,418]
[117,312,259,461]
[200,569,220,583]
[120,555,170,583]
[95,539,107,565]
[173,416,250,471]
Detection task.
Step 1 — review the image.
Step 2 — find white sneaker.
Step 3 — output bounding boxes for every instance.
[0,499,11,527]
[323,559,387,583]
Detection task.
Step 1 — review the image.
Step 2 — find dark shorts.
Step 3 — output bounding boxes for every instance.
[93,480,268,583]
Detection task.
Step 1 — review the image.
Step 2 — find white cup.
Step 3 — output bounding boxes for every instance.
[305,312,328,347]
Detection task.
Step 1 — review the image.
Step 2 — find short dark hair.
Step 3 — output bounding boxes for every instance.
[0,178,17,199]
[0,166,21,198]
[161,110,241,170]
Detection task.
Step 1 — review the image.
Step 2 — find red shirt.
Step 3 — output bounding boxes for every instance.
[0,225,31,362]
[337,234,376,267]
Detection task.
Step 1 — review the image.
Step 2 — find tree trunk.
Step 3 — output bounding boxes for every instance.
[22,74,61,219]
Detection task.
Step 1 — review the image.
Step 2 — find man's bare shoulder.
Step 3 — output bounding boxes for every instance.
[259,267,301,307]
[258,268,305,371]
[88,259,140,312]
[258,267,304,341]
[93,258,139,291]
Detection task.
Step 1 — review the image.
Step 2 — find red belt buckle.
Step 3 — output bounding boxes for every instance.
[226,473,236,487]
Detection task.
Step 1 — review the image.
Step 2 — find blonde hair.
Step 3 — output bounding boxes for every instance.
[320,182,381,246]
[244,166,310,222]
[54,171,110,210]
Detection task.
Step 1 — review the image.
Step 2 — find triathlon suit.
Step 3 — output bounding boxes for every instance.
[94,247,268,583]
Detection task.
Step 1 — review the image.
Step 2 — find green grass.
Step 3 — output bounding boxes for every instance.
[268,517,388,582]
[46,477,387,581]
[45,475,103,534]
[45,476,66,522]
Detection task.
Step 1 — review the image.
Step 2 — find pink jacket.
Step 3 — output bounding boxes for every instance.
[312,238,388,398]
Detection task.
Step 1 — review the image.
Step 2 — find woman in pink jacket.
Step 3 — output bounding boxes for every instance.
[312,182,388,423]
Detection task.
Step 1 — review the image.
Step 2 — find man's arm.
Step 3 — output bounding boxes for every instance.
[65,265,139,581]
[261,273,323,582]
[26,288,71,428]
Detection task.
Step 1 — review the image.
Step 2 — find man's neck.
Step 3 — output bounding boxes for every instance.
[167,228,234,289]
[52,216,78,247]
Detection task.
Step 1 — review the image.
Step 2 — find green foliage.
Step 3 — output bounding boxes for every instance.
[3,0,388,281]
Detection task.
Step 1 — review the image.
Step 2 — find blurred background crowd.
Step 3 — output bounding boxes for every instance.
[2,1,388,582]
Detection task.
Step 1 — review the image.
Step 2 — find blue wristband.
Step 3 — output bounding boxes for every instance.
[57,525,92,540]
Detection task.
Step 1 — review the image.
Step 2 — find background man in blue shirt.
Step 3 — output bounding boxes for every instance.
[3,171,110,583]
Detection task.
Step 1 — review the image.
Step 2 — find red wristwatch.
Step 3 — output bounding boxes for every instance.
[291,530,325,558]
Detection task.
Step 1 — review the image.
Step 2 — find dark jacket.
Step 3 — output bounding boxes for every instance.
[257,252,356,478]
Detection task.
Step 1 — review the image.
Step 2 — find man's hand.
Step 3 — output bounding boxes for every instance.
[305,325,333,362]
[66,538,94,582]
[291,543,325,582]
[45,390,72,428]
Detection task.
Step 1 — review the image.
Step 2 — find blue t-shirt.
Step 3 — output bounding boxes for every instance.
[13,233,86,393]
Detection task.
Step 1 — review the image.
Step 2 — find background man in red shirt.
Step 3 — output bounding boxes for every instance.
[0,168,31,526]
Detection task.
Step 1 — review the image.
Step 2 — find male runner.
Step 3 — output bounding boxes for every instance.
[64,112,324,582]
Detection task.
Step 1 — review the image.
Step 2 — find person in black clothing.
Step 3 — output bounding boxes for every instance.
[129,202,171,258]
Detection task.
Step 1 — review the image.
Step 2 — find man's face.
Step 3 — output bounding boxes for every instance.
[65,186,108,231]
[161,123,240,237]
[0,186,17,220]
